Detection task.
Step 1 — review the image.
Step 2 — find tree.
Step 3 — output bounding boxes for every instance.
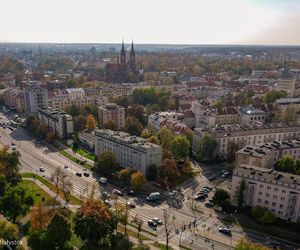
[251,206,276,224]
[228,141,239,162]
[74,114,87,132]
[30,203,53,231]
[113,203,129,234]
[182,160,193,175]
[157,127,173,150]
[74,199,117,249]
[196,133,218,162]
[103,120,117,130]
[170,135,190,160]
[45,213,72,250]
[72,139,79,153]
[162,209,171,250]
[96,151,118,176]
[111,232,132,250]
[235,180,246,209]
[118,167,131,186]
[132,215,143,239]
[141,129,151,139]
[124,116,143,136]
[275,155,296,174]
[69,104,80,117]
[45,132,55,143]
[28,229,47,250]
[0,185,34,222]
[283,104,297,121]
[86,114,97,131]
[131,172,147,192]
[263,90,287,104]
[127,104,147,126]
[0,174,7,196]
[50,168,73,202]
[159,159,180,187]
[0,218,19,241]
[0,147,21,184]
[146,164,158,181]
[235,238,272,250]
[149,135,159,145]
[212,189,231,211]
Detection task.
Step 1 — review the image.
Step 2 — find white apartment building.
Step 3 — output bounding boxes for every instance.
[235,140,300,169]
[239,107,266,124]
[98,103,125,130]
[24,82,49,114]
[231,165,300,222]
[193,122,300,159]
[94,129,162,175]
[38,107,74,139]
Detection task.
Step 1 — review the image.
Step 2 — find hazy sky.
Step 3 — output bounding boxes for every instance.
[0,0,300,45]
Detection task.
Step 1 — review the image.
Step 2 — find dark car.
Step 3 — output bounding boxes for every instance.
[83,172,89,177]
[194,194,206,200]
[208,175,217,181]
[148,220,157,227]
[76,172,82,177]
[205,202,214,208]
[219,227,231,235]
[127,190,135,196]
[196,192,208,197]
[113,189,123,196]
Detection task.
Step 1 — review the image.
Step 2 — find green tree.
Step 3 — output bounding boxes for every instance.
[146,164,158,181]
[0,147,21,184]
[45,213,72,250]
[103,120,117,130]
[212,189,231,212]
[141,129,151,139]
[0,218,19,241]
[159,159,180,187]
[127,104,147,126]
[170,135,190,160]
[111,232,132,250]
[124,116,143,136]
[118,168,131,186]
[228,141,239,162]
[72,139,79,153]
[96,151,118,176]
[74,199,117,250]
[131,172,147,192]
[251,206,276,224]
[235,180,246,209]
[275,155,296,174]
[157,127,173,150]
[263,90,287,104]
[69,104,80,117]
[149,135,159,145]
[74,114,87,132]
[196,133,217,162]
[0,174,7,196]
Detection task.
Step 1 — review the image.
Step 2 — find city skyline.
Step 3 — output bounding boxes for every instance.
[1,0,300,45]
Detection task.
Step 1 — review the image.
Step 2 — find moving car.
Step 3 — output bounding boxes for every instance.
[39,167,45,172]
[11,145,16,151]
[152,217,163,225]
[113,189,123,196]
[127,190,135,196]
[83,172,89,177]
[148,220,157,227]
[219,227,232,235]
[146,192,161,201]
[76,172,82,177]
[99,177,107,184]
[64,165,69,169]
[127,201,136,208]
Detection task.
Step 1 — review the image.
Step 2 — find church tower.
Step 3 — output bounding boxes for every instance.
[120,40,126,64]
[130,41,135,67]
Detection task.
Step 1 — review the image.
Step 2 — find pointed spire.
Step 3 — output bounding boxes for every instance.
[121,39,125,51]
[131,40,134,51]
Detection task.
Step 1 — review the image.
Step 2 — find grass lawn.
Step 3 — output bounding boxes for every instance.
[118,225,150,241]
[76,148,96,161]
[18,180,57,206]
[60,150,93,170]
[21,173,82,205]
[152,242,173,250]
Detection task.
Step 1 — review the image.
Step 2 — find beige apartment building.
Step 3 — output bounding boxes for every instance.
[193,122,300,159]
[98,103,125,130]
[3,88,25,112]
[94,129,162,175]
[231,165,300,222]
[235,140,300,169]
[274,79,300,97]
[38,107,74,139]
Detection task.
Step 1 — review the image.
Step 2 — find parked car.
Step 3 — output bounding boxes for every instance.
[194,194,206,200]
[152,217,163,225]
[99,177,107,184]
[83,172,89,177]
[205,202,214,208]
[76,172,82,177]
[203,186,213,191]
[127,201,136,208]
[103,191,110,199]
[127,190,135,196]
[196,191,208,197]
[219,227,232,235]
[221,172,230,178]
[169,190,177,197]
[148,220,157,227]
[39,167,45,172]
[104,199,112,207]
[113,189,123,196]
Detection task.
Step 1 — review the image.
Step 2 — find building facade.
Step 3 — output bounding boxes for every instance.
[98,103,125,130]
[94,129,162,174]
[239,107,266,124]
[235,140,300,169]
[193,122,300,159]
[24,82,49,114]
[3,88,25,113]
[231,165,300,222]
[38,107,74,139]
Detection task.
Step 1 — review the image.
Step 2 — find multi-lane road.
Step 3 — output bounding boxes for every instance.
[0,111,299,250]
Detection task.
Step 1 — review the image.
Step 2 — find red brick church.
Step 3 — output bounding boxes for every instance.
[105,41,141,83]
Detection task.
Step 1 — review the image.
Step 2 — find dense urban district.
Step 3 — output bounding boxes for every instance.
[0,43,300,250]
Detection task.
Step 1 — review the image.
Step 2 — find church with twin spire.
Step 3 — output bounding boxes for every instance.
[105,41,141,83]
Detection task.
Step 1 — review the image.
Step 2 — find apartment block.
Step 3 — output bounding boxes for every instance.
[3,88,25,113]
[98,103,125,130]
[193,122,300,159]
[94,129,162,174]
[231,165,300,222]
[24,82,49,114]
[235,139,300,169]
[38,107,74,139]
[239,107,266,124]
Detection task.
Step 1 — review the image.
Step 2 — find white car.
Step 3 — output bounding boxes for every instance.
[152,217,163,225]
